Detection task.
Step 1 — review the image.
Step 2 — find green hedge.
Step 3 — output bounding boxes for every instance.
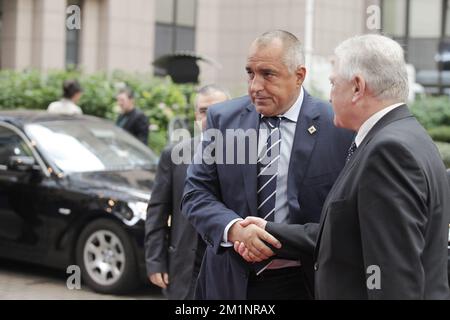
[435,142,450,168]
[410,96,450,129]
[428,126,450,143]
[409,96,450,150]
[0,69,196,154]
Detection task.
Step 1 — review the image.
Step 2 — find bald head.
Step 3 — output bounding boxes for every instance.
[251,30,305,73]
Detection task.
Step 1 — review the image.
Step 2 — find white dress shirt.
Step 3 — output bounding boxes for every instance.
[47,98,83,115]
[355,103,404,147]
[222,87,304,262]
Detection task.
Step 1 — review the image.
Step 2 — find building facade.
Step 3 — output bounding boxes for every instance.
[0,0,445,95]
[382,0,450,94]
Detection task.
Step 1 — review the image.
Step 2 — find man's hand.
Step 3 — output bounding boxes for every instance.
[149,272,169,289]
[234,241,257,262]
[239,216,267,229]
[234,216,272,262]
[228,221,281,263]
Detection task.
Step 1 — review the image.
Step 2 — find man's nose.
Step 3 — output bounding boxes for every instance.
[249,75,264,93]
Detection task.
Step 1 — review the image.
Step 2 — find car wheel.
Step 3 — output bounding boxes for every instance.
[76,218,139,294]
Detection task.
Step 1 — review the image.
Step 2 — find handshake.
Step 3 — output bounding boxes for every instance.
[228,217,282,263]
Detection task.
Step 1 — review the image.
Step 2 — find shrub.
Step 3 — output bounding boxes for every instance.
[428,126,450,143]
[0,69,196,154]
[410,96,450,129]
[435,142,450,168]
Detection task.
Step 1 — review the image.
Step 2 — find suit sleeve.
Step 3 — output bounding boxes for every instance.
[135,113,149,145]
[144,146,173,275]
[181,110,243,254]
[265,222,319,259]
[358,141,428,299]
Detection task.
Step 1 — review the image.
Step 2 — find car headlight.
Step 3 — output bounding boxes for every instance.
[128,201,148,221]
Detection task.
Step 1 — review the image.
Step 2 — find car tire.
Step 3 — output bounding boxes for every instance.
[75,218,139,294]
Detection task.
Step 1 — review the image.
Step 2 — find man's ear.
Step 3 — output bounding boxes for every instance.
[295,66,307,87]
[351,75,366,103]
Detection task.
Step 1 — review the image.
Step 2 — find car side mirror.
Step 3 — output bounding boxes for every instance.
[8,156,37,172]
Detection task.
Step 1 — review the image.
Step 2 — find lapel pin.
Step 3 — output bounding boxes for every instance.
[308,125,317,135]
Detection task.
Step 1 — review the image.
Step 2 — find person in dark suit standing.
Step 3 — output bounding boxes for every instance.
[238,34,450,299]
[144,85,229,300]
[315,34,450,299]
[116,88,149,145]
[181,30,354,300]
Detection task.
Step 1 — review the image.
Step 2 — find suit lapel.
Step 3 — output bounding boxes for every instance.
[239,102,260,216]
[287,92,320,220]
[313,105,413,259]
[239,92,327,218]
[322,105,412,195]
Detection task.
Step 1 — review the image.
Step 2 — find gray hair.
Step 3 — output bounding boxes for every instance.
[334,34,409,102]
[253,30,305,73]
[195,84,230,108]
[117,87,134,99]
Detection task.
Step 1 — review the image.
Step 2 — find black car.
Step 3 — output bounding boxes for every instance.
[0,111,157,294]
[447,170,450,284]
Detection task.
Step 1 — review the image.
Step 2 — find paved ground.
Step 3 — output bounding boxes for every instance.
[0,258,164,300]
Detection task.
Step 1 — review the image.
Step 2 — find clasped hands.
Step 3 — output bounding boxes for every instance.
[228,217,281,263]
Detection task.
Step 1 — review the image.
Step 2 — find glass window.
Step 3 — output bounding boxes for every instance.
[65,0,82,67]
[154,24,195,74]
[154,0,196,77]
[25,120,157,173]
[176,0,196,27]
[175,26,195,52]
[155,0,174,24]
[66,28,79,67]
[382,0,407,37]
[445,0,450,36]
[154,23,174,59]
[410,0,441,37]
[0,127,33,167]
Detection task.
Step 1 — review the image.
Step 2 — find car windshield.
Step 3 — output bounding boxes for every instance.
[24,119,157,173]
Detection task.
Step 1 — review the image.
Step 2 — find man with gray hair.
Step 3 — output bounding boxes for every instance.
[246,34,450,299]
[145,85,229,300]
[317,34,449,299]
[181,30,353,299]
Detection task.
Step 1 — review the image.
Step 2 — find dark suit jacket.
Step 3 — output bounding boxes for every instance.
[144,138,205,300]
[116,108,149,144]
[181,92,354,299]
[311,106,449,299]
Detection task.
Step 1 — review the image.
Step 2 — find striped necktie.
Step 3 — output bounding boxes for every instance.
[257,116,281,222]
[346,141,357,163]
[254,116,281,275]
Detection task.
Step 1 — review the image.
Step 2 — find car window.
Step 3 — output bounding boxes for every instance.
[0,126,33,167]
[25,120,157,173]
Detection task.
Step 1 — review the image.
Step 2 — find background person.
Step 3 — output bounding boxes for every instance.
[181,30,353,300]
[116,88,149,145]
[144,85,229,300]
[239,34,450,300]
[47,79,83,115]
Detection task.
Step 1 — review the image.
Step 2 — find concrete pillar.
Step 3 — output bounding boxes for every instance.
[1,0,71,71]
[80,0,101,73]
[30,0,66,70]
[1,0,34,70]
[98,0,155,72]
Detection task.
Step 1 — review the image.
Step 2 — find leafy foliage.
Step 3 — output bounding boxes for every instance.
[0,69,196,153]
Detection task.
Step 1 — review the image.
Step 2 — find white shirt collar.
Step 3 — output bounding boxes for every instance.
[355,102,404,147]
[261,87,304,123]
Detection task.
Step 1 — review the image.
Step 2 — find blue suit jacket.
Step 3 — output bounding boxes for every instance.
[181,91,354,299]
